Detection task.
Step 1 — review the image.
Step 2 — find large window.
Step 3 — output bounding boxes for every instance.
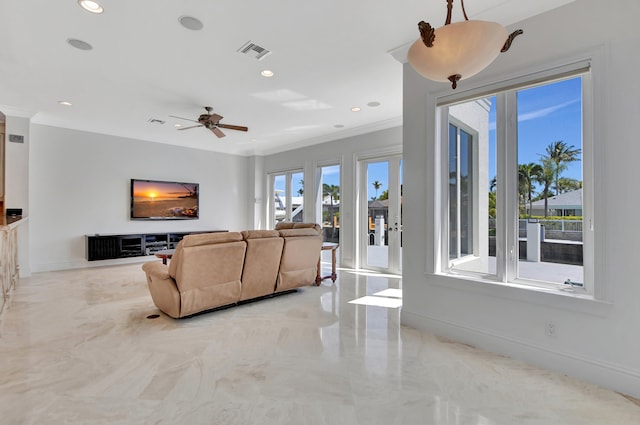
[439,70,591,294]
[269,170,304,227]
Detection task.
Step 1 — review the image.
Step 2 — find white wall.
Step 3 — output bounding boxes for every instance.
[401,0,640,397]
[29,125,252,272]
[5,115,30,215]
[263,126,402,269]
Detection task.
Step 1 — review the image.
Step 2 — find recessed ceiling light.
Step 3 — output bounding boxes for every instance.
[367,101,381,107]
[334,124,345,128]
[174,124,182,128]
[179,16,203,31]
[260,70,274,78]
[78,0,104,14]
[67,38,93,51]
[58,101,73,106]
[351,107,361,112]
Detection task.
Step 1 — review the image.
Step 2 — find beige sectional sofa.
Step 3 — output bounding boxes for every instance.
[142,223,323,318]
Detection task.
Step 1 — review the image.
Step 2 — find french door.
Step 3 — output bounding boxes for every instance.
[359,156,403,274]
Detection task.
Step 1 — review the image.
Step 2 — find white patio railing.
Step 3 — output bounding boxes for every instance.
[489,219,583,234]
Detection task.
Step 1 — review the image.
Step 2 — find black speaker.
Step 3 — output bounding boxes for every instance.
[6,208,22,217]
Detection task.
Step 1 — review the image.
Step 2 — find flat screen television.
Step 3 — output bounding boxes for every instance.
[130,179,199,220]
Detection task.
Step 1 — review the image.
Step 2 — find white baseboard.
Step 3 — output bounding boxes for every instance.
[401,310,640,399]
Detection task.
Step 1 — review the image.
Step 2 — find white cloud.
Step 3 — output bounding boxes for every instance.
[518,98,580,122]
[489,98,580,131]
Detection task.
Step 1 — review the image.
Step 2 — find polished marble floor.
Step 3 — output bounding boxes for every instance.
[1,261,639,424]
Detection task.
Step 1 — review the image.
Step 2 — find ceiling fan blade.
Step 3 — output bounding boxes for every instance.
[207,113,223,123]
[169,115,199,123]
[217,123,248,132]
[211,127,226,138]
[177,125,203,130]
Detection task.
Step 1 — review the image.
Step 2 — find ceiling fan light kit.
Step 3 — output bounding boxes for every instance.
[407,0,523,89]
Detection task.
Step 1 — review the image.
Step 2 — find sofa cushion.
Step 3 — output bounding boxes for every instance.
[278,228,321,238]
[182,231,243,247]
[242,229,280,239]
[239,232,284,301]
[277,232,323,291]
[169,232,243,280]
[276,223,322,291]
[274,222,295,230]
[172,240,246,316]
[275,222,319,230]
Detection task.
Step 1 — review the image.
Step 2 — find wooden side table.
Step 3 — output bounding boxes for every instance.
[154,249,175,265]
[316,243,339,285]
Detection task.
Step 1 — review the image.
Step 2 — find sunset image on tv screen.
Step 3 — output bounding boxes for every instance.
[131,180,198,219]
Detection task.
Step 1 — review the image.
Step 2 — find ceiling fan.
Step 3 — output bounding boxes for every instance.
[170,106,248,138]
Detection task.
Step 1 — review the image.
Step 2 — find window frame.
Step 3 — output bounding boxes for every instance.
[434,60,596,297]
[268,169,304,228]
[447,119,481,264]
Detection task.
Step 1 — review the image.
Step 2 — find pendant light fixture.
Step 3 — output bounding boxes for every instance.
[407,0,522,89]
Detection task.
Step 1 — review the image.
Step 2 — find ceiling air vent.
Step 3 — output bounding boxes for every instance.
[237,41,272,61]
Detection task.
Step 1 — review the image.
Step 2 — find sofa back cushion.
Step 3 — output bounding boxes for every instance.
[169,231,246,316]
[277,228,321,238]
[275,222,321,231]
[276,224,323,291]
[239,230,284,301]
[169,232,242,277]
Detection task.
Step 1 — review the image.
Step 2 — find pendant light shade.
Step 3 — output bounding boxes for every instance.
[407,0,522,89]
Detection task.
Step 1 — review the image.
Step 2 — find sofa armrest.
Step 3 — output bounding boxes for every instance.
[142,261,171,280]
[142,261,181,318]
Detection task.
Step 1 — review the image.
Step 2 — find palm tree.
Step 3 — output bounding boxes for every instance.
[372,180,382,200]
[556,177,582,193]
[535,157,556,217]
[519,163,543,217]
[545,141,581,195]
[322,184,340,206]
[322,183,340,230]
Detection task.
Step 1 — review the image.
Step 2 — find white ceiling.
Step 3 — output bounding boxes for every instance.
[0,0,573,156]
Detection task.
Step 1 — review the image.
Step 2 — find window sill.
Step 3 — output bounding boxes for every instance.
[429,272,613,317]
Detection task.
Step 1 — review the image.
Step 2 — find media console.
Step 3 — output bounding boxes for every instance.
[86,230,227,261]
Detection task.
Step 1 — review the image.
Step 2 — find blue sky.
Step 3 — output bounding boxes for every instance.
[490,76,583,183]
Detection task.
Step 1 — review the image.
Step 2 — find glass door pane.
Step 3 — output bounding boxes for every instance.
[291,172,304,222]
[271,170,304,227]
[515,77,584,285]
[366,161,389,269]
[446,97,496,278]
[273,174,286,227]
[361,157,402,273]
[318,164,341,269]
[319,164,340,243]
